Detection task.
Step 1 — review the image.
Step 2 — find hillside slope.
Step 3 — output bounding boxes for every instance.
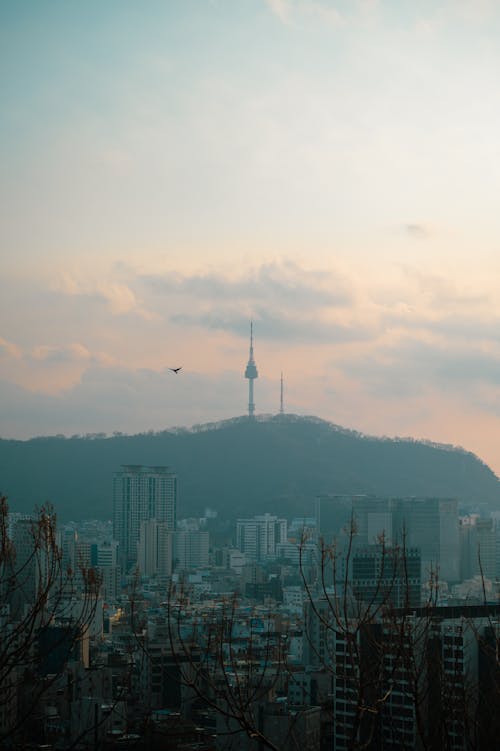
[1,415,498,522]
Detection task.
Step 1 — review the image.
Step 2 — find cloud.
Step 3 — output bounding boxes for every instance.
[389,267,488,311]
[0,336,22,359]
[430,315,500,342]
[141,261,351,310]
[0,366,281,439]
[53,273,151,318]
[265,0,291,23]
[453,0,497,24]
[340,338,500,401]
[139,259,363,345]
[100,282,139,315]
[382,310,500,345]
[403,223,432,239]
[301,1,343,26]
[171,307,372,345]
[58,261,349,327]
[264,0,346,27]
[29,343,113,366]
[0,335,113,368]
[31,343,93,364]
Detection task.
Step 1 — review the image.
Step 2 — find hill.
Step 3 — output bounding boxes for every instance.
[1,415,499,526]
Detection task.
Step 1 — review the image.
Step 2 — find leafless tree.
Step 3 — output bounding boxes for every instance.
[0,496,101,746]
[127,517,500,751]
[162,586,286,750]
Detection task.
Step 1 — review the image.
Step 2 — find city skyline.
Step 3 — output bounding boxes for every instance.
[2,1,500,475]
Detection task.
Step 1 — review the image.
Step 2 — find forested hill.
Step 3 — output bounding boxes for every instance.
[1,415,499,522]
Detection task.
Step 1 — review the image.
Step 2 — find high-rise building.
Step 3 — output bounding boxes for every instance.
[8,517,39,616]
[113,465,177,570]
[137,519,173,578]
[236,514,287,562]
[459,515,497,583]
[91,540,120,600]
[328,606,500,751]
[352,496,460,583]
[174,530,210,571]
[352,544,421,608]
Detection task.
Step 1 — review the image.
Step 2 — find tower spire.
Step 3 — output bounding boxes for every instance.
[280,372,284,416]
[244,320,258,418]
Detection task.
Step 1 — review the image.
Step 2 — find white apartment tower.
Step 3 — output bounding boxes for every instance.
[236,513,287,562]
[113,465,177,570]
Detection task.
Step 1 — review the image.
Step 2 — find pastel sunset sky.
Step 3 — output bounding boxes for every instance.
[2,0,500,474]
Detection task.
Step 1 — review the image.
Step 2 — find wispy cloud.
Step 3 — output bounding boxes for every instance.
[265,0,291,24]
[0,336,22,359]
[264,0,350,27]
[0,334,113,368]
[30,343,113,365]
[31,343,93,364]
[340,338,500,400]
[397,267,488,310]
[301,1,343,27]
[0,366,274,438]
[403,223,432,239]
[141,261,351,310]
[453,0,497,24]
[171,307,373,344]
[139,260,366,345]
[53,273,153,318]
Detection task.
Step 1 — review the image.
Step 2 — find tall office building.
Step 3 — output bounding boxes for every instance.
[352,544,421,608]
[113,465,177,570]
[352,496,460,584]
[459,515,498,582]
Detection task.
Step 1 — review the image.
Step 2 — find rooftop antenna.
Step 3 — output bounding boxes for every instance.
[244,321,258,418]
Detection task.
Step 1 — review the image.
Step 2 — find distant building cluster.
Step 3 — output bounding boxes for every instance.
[5,457,500,749]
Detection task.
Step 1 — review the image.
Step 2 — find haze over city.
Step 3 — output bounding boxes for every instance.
[2,0,500,474]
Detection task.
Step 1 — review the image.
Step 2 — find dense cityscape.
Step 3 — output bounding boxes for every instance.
[4,468,500,749]
[2,332,500,749]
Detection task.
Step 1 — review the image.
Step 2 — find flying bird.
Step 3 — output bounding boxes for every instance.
[169,367,182,374]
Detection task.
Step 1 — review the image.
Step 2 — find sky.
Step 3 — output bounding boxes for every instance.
[2,0,500,474]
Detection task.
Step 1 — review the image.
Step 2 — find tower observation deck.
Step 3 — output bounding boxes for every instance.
[244,321,258,418]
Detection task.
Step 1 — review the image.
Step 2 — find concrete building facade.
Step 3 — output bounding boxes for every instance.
[113,465,177,570]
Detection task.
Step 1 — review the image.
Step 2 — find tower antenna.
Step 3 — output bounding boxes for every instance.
[280,372,284,416]
[244,321,258,418]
